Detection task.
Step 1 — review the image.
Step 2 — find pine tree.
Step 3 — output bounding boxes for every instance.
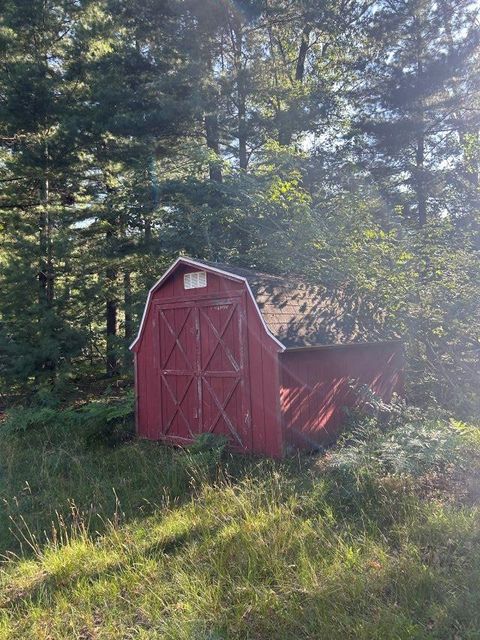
[351,0,480,226]
[0,0,88,395]
[68,0,202,375]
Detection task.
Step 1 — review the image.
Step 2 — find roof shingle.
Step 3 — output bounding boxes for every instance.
[189,259,399,348]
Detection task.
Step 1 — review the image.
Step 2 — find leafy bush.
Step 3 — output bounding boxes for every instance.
[1,405,79,435]
[79,394,135,447]
[188,432,229,455]
[1,394,135,447]
[329,394,470,477]
[178,433,230,481]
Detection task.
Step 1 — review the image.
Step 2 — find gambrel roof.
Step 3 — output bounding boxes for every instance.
[185,259,399,349]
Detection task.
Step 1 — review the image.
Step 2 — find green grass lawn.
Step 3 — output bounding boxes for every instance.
[0,403,479,639]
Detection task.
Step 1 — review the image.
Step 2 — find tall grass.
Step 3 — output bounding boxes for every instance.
[0,398,228,555]
[0,401,479,638]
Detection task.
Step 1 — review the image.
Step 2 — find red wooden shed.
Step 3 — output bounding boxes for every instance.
[130,257,403,457]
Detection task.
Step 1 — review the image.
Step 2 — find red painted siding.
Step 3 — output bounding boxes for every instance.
[279,342,404,450]
[133,259,404,457]
[244,289,283,457]
[134,263,284,456]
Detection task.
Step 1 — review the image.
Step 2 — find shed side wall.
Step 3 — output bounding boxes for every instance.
[244,292,283,457]
[280,342,403,450]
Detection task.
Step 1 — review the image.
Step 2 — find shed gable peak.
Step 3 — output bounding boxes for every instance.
[129,257,285,353]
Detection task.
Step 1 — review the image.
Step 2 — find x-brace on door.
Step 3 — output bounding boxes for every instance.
[156,294,251,450]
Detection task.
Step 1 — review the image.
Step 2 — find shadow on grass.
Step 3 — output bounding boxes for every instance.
[1,517,221,610]
[0,423,292,558]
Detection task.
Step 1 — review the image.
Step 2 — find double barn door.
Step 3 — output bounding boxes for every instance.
[156,295,251,450]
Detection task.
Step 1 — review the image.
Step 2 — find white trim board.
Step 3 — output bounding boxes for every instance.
[129,257,286,352]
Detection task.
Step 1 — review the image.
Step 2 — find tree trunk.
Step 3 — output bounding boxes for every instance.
[415,131,426,227]
[238,90,247,170]
[232,18,248,170]
[278,24,311,146]
[205,112,223,182]
[295,24,311,82]
[106,265,118,377]
[38,141,54,306]
[38,139,56,378]
[415,28,427,227]
[105,212,118,377]
[106,303,118,376]
[124,269,133,343]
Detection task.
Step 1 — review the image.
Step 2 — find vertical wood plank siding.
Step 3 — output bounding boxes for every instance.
[133,259,404,457]
[134,264,284,457]
[279,342,404,450]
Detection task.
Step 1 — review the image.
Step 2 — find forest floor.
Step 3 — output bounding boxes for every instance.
[0,405,479,639]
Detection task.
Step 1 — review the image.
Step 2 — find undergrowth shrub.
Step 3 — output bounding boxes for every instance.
[178,433,230,483]
[2,405,77,435]
[188,433,229,455]
[1,394,135,448]
[329,392,472,477]
[79,394,135,447]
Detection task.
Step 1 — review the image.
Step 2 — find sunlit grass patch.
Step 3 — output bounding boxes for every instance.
[0,405,479,638]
